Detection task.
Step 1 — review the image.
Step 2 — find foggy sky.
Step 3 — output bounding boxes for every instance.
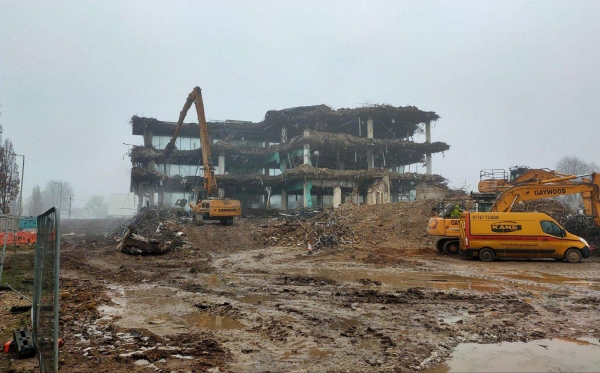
[1,0,598,210]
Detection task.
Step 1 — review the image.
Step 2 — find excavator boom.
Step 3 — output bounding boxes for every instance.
[164,87,218,197]
[490,173,600,226]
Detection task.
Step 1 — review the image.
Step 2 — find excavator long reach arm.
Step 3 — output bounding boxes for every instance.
[490,173,600,227]
[164,87,218,197]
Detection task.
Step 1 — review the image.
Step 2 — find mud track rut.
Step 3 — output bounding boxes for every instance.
[53,221,600,373]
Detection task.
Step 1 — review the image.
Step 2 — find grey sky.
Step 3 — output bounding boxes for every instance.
[1,0,598,209]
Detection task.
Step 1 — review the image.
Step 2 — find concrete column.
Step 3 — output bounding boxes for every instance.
[303,143,311,165]
[333,187,342,209]
[158,190,164,206]
[218,150,225,175]
[281,189,288,210]
[425,121,432,175]
[281,159,288,172]
[281,124,287,143]
[303,181,312,208]
[367,115,374,169]
[143,129,153,147]
[351,190,360,206]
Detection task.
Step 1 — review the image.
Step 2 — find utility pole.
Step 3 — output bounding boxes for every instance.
[54,183,63,217]
[69,197,72,220]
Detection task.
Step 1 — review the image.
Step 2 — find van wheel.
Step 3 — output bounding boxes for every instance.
[443,241,460,256]
[479,248,495,262]
[564,248,582,263]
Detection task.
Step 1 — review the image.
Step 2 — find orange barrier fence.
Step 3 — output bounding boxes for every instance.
[0,231,37,245]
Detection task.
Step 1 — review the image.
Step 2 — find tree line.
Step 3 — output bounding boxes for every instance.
[26,182,109,219]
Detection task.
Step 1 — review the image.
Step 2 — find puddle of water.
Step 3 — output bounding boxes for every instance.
[99,285,244,335]
[279,346,334,361]
[236,294,277,304]
[290,268,501,291]
[329,317,361,330]
[424,338,600,372]
[308,347,334,359]
[207,274,220,288]
[503,273,600,287]
[183,313,245,330]
[439,314,465,325]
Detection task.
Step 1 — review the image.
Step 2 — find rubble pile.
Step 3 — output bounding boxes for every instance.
[561,216,600,252]
[113,207,192,255]
[512,199,572,221]
[253,200,437,250]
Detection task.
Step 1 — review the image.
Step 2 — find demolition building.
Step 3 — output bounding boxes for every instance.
[129,104,450,210]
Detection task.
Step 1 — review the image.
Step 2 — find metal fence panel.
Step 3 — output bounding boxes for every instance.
[32,207,60,373]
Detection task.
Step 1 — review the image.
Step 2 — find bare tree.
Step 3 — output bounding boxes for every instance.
[85,195,109,219]
[555,156,598,175]
[555,156,599,208]
[26,185,44,216]
[0,138,21,214]
[42,180,75,216]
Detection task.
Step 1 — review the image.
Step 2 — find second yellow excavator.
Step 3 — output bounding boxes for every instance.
[478,166,572,193]
[164,87,241,226]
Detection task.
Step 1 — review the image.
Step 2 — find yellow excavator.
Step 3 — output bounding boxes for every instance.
[428,171,598,255]
[478,166,572,193]
[164,87,241,226]
[490,173,600,225]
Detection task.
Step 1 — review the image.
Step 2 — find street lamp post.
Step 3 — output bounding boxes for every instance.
[54,183,63,216]
[10,154,24,216]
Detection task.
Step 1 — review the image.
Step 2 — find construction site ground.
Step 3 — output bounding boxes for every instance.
[1,202,599,373]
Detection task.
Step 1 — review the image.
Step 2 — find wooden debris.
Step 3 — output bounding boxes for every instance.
[117,225,171,256]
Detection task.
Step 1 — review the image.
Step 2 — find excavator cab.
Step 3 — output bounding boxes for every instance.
[189,186,208,206]
[508,166,530,182]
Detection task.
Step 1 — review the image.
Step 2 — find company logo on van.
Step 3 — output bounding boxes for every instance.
[491,221,522,233]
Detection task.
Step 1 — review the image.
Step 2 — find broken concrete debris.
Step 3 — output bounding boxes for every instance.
[114,207,193,255]
[117,225,171,256]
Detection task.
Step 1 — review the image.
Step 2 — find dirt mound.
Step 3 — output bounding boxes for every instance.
[252,200,437,250]
[183,217,260,254]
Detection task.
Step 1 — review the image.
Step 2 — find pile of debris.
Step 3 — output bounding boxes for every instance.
[254,208,359,249]
[512,199,572,221]
[253,200,437,251]
[561,216,600,253]
[113,207,191,255]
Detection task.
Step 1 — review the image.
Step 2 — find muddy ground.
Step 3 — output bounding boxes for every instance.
[1,203,599,373]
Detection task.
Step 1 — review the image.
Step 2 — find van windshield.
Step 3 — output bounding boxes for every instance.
[540,221,562,237]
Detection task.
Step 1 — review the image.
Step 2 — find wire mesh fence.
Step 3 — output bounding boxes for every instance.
[32,207,60,373]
